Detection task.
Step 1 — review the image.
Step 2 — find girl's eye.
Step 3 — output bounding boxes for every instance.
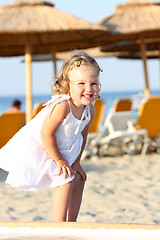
[91,82,98,86]
[78,82,84,85]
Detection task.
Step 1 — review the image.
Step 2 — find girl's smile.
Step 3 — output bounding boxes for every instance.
[82,94,93,100]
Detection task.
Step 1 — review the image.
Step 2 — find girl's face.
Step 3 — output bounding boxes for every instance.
[69,65,99,107]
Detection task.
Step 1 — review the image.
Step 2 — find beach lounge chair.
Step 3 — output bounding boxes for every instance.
[32,102,46,118]
[133,96,160,154]
[82,99,106,159]
[112,98,132,112]
[90,111,147,157]
[89,99,105,134]
[0,111,25,148]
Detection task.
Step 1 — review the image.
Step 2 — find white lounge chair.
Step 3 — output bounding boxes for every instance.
[88,111,147,157]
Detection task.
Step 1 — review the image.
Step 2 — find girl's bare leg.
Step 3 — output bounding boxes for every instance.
[67,172,85,222]
[52,180,74,221]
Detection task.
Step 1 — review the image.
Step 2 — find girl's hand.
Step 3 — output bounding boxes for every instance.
[55,159,74,179]
[72,162,87,182]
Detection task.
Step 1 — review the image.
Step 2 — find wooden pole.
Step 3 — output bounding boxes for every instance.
[140,34,151,98]
[159,42,160,89]
[52,53,57,79]
[25,40,32,123]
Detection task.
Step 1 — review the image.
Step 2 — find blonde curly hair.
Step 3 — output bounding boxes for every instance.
[52,50,102,95]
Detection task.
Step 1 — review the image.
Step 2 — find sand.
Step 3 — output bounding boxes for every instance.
[0,153,160,224]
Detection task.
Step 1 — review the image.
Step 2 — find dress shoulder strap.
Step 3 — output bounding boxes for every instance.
[66,98,72,112]
[43,94,70,115]
[74,105,91,134]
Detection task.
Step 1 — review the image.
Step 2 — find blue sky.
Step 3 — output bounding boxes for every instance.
[0,0,160,96]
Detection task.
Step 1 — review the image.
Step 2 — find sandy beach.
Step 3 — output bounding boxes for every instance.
[0,153,160,224]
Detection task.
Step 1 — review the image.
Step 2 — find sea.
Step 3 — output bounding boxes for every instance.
[0,89,160,119]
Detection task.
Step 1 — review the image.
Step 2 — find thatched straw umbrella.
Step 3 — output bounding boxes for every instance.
[102,40,160,53]
[27,47,117,62]
[97,0,160,98]
[0,0,109,122]
[115,50,160,59]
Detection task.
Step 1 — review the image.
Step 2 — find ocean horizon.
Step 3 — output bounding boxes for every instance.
[0,89,160,118]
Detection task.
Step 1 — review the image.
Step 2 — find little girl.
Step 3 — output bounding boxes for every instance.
[0,50,102,222]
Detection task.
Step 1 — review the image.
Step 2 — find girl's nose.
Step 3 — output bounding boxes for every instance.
[86,84,91,91]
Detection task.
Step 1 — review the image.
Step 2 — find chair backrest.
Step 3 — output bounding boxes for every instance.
[89,99,106,133]
[0,111,25,148]
[135,96,160,138]
[113,98,132,112]
[32,102,46,118]
[105,111,133,133]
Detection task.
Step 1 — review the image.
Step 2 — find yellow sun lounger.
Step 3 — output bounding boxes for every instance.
[113,98,132,112]
[89,99,106,133]
[135,96,160,154]
[82,99,106,159]
[0,111,25,148]
[32,101,46,118]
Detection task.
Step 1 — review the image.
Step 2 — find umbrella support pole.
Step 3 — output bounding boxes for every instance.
[25,43,32,123]
[159,43,160,90]
[140,35,151,98]
[52,53,57,79]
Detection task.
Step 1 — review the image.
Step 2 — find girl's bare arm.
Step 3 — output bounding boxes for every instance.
[41,101,74,178]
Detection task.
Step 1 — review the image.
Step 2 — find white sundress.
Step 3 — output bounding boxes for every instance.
[0,94,91,191]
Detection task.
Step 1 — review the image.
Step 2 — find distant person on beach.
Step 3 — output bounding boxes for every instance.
[0,50,102,222]
[5,99,22,112]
